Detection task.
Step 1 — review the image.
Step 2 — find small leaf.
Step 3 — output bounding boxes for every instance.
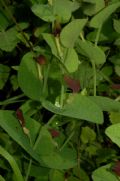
[42,33,58,58]
[0,26,19,52]
[60,19,87,48]
[81,126,96,144]
[89,2,120,28]
[113,19,120,34]
[76,40,106,65]
[115,65,120,76]
[18,52,43,101]
[0,64,10,89]
[64,48,79,72]
[105,123,120,148]
[109,112,120,124]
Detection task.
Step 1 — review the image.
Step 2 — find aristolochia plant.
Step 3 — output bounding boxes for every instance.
[1,0,120,180]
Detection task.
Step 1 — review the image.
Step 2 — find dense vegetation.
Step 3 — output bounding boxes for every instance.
[1,0,120,180]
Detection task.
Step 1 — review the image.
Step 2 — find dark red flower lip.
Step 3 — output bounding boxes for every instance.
[35,55,47,65]
[48,128,60,138]
[112,161,120,176]
[64,75,80,93]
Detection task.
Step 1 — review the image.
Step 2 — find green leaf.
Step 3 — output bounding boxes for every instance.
[31,4,54,22]
[0,11,9,31]
[18,52,43,101]
[109,112,120,124]
[76,40,106,65]
[92,164,118,181]
[42,33,58,58]
[0,26,19,52]
[53,0,80,23]
[0,110,41,163]
[105,123,120,147]
[64,48,79,72]
[81,126,96,144]
[115,65,120,76]
[60,19,87,48]
[31,0,80,24]
[49,170,64,181]
[89,2,120,28]
[0,146,24,181]
[42,94,103,124]
[0,64,10,89]
[0,110,77,169]
[113,19,120,34]
[89,96,120,112]
[83,0,105,16]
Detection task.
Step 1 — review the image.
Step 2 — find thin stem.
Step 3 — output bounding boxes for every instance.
[80,32,85,42]
[60,84,64,108]
[25,159,32,181]
[46,114,57,126]
[36,63,43,80]
[42,63,51,94]
[59,131,74,151]
[91,61,96,96]
[95,26,102,46]
[33,126,43,150]
[55,36,63,59]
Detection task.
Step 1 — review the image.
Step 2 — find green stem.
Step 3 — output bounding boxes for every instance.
[46,114,57,126]
[60,84,64,108]
[42,63,51,94]
[25,159,32,181]
[0,146,24,181]
[80,32,85,42]
[55,36,63,59]
[95,26,102,46]
[59,131,74,151]
[91,61,96,96]
[36,63,43,81]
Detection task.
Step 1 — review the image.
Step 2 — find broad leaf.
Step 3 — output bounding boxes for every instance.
[60,19,87,48]
[0,110,41,161]
[42,94,103,124]
[92,164,118,181]
[31,0,80,23]
[76,40,106,65]
[105,123,120,147]
[31,4,54,22]
[89,2,120,28]
[89,96,120,112]
[83,0,105,16]
[18,52,43,101]
[49,170,64,181]
[0,110,77,169]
